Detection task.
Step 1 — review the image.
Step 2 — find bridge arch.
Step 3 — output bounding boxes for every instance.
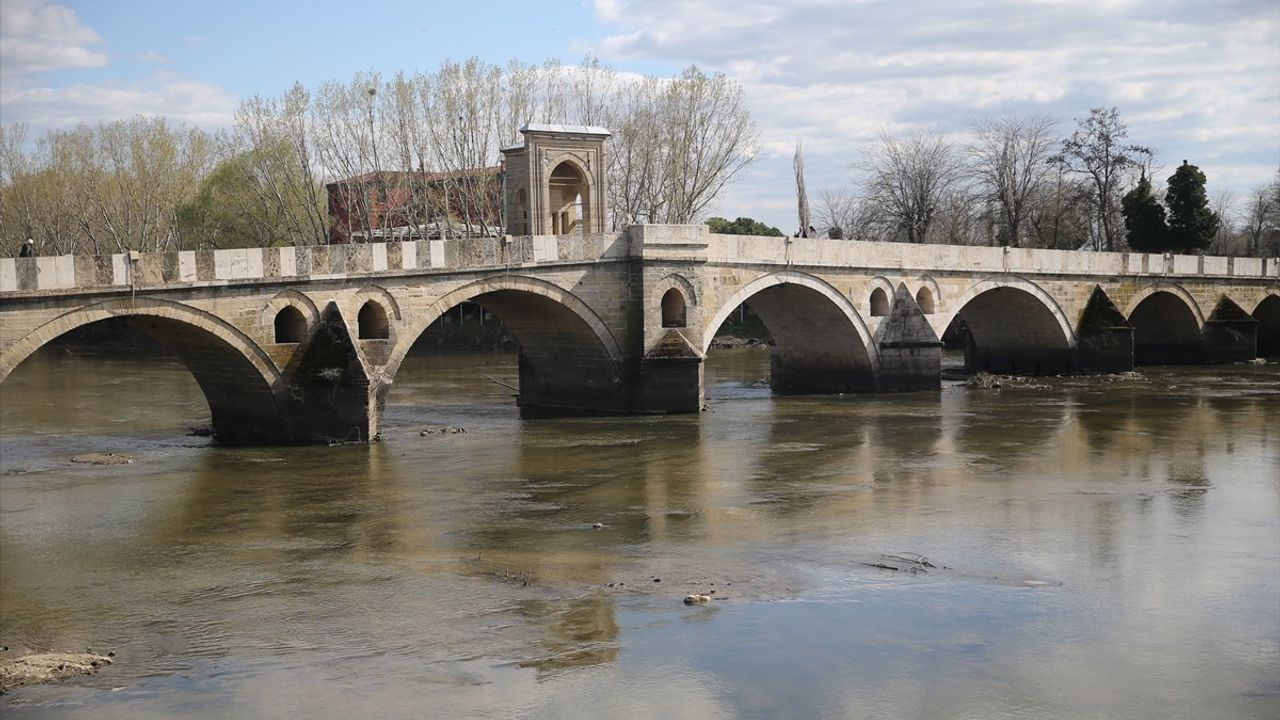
[1125,283,1205,329]
[940,277,1076,373]
[1255,290,1280,357]
[352,284,403,322]
[704,271,878,392]
[865,276,896,318]
[261,289,321,344]
[0,297,286,442]
[656,272,699,309]
[1126,284,1204,365]
[914,275,941,314]
[382,274,625,413]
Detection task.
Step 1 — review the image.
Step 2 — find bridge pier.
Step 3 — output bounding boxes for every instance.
[769,352,879,393]
[874,284,942,391]
[516,352,629,416]
[1072,287,1135,373]
[636,332,705,413]
[1200,298,1257,363]
[271,302,378,443]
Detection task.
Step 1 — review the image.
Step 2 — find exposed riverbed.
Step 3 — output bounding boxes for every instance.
[1,347,1277,718]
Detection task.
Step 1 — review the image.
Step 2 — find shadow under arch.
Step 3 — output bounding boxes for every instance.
[940,277,1075,374]
[1126,286,1204,365]
[1253,292,1280,357]
[383,275,625,414]
[703,271,878,392]
[0,297,285,442]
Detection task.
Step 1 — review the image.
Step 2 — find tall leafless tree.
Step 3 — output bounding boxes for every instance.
[969,113,1057,247]
[861,128,960,243]
[1051,107,1151,251]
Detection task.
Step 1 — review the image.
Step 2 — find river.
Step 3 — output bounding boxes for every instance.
[1,346,1277,719]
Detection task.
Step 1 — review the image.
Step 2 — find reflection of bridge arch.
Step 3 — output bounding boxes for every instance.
[704,271,878,391]
[941,277,1076,373]
[0,297,285,442]
[382,275,625,413]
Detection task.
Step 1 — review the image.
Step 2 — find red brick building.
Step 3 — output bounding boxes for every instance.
[326,166,503,243]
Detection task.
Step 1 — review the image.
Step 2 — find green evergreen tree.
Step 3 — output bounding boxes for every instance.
[1165,161,1219,253]
[706,216,784,236]
[1121,174,1169,252]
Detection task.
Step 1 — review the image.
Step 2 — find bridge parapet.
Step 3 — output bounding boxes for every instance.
[0,232,631,296]
[693,229,1278,280]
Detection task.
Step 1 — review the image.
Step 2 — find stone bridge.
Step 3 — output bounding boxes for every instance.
[2,226,1277,443]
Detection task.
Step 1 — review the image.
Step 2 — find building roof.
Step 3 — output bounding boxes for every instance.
[326,166,501,188]
[520,123,612,137]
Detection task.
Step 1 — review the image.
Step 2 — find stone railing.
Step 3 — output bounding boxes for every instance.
[700,232,1279,280]
[3,225,1276,295]
[0,233,630,294]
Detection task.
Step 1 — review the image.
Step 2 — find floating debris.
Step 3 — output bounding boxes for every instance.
[964,372,1047,390]
[70,453,135,466]
[859,552,937,574]
[420,426,467,436]
[683,594,712,605]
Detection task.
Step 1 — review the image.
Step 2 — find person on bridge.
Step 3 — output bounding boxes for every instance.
[18,238,35,257]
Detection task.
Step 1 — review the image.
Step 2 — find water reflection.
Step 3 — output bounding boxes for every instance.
[0,347,1277,719]
[515,596,620,674]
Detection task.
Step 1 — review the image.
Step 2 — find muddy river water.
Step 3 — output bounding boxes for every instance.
[1,347,1277,719]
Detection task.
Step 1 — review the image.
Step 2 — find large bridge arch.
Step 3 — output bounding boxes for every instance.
[1255,290,1280,357]
[0,297,286,442]
[382,274,625,414]
[940,277,1076,373]
[1126,283,1205,365]
[703,271,878,392]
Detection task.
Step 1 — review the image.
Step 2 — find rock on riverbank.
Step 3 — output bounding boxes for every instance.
[0,651,114,694]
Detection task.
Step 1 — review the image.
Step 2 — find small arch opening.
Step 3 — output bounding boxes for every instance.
[274,306,307,344]
[358,301,390,340]
[870,288,889,317]
[916,287,935,314]
[661,289,688,328]
[549,161,588,234]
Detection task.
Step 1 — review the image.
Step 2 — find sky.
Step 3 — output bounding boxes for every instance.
[2,0,1278,233]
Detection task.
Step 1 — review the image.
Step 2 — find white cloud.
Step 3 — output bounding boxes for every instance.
[0,75,239,129]
[589,0,1280,229]
[0,0,106,78]
[0,1,238,132]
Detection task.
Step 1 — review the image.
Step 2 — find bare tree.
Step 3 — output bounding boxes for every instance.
[1051,107,1151,251]
[794,141,810,236]
[861,128,960,243]
[1241,182,1277,257]
[1027,165,1092,250]
[655,66,758,224]
[969,113,1057,247]
[2,118,214,254]
[181,85,329,248]
[1207,188,1237,255]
